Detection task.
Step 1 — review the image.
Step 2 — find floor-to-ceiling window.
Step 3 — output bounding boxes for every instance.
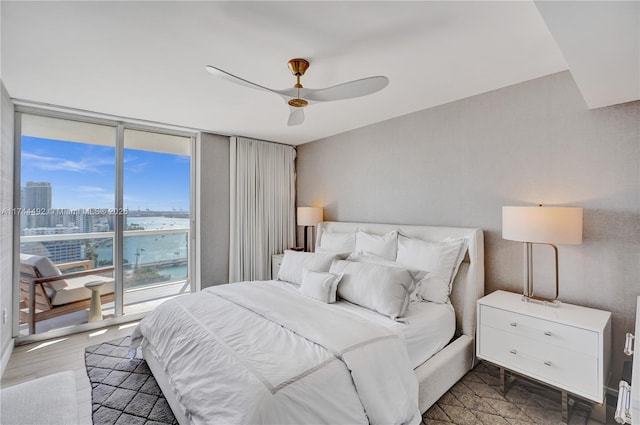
[122,129,192,314]
[16,109,195,338]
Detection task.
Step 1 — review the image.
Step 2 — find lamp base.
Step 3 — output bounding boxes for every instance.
[521,295,562,307]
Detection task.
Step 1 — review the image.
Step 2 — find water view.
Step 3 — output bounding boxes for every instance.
[94,216,189,286]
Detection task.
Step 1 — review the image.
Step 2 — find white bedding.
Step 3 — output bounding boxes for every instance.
[332,298,455,368]
[131,280,421,425]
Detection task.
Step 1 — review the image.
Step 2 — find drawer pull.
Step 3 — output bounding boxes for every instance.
[509,349,517,355]
[624,333,634,356]
[614,380,631,424]
[544,361,552,367]
[510,322,517,327]
[544,331,552,336]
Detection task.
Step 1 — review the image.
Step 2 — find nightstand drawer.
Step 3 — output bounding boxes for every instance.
[480,304,598,355]
[479,325,600,400]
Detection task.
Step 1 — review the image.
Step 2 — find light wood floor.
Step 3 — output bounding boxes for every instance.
[1,322,138,424]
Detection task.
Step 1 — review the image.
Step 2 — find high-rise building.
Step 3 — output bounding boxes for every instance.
[22,181,52,228]
[21,240,85,264]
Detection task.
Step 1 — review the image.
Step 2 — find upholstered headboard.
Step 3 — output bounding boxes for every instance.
[315,221,485,338]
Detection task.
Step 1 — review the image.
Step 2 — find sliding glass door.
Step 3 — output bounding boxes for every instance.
[16,110,195,337]
[122,129,192,314]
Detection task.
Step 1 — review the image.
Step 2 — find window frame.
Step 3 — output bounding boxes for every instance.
[13,105,198,343]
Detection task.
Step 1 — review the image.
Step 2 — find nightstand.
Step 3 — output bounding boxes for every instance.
[477,290,611,423]
[271,254,284,280]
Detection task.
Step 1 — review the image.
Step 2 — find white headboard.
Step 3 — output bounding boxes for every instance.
[316,221,485,338]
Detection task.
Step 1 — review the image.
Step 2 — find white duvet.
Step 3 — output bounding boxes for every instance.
[130,280,421,425]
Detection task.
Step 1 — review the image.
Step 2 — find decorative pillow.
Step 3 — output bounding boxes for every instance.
[316,247,352,257]
[299,269,343,303]
[396,236,467,303]
[330,260,424,320]
[354,230,398,260]
[346,252,429,302]
[318,230,356,253]
[277,250,340,285]
[346,252,397,266]
[413,276,449,304]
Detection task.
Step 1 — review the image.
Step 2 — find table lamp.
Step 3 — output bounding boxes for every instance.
[297,207,323,252]
[502,205,583,304]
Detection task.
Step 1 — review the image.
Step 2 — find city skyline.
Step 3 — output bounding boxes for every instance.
[21,136,190,211]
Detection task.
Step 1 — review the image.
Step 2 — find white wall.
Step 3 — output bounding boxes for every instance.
[297,70,640,384]
[1,80,15,375]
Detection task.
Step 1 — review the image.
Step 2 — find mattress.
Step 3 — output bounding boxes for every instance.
[335,299,455,368]
[273,280,456,369]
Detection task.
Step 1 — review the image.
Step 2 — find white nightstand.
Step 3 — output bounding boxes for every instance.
[271,254,284,280]
[477,290,611,423]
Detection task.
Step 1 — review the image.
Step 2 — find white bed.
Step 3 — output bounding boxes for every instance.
[136,221,484,424]
[330,292,455,368]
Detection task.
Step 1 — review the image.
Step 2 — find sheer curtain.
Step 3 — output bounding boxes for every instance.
[229,137,296,282]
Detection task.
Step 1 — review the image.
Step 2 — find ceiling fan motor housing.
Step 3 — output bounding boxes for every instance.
[287,58,309,76]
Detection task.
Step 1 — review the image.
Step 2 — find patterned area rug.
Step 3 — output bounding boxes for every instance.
[84,336,177,425]
[85,337,614,425]
[424,362,616,425]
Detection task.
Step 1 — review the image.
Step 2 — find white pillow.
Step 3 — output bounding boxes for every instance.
[413,276,450,304]
[277,250,339,285]
[396,236,467,303]
[318,230,356,253]
[330,260,424,320]
[346,252,428,303]
[355,230,398,260]
[346,252,397,266]
[316,247,352,257]
[299,269,343,303]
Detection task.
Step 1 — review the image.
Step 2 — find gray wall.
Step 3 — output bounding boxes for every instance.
[297,70,640,384]
[199,132,230,287]
[1,80,15,375]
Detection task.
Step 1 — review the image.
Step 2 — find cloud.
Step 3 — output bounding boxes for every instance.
[22,152,113,173]
[123,155,149,173]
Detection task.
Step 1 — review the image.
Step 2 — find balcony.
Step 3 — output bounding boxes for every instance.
[19,228,191,336]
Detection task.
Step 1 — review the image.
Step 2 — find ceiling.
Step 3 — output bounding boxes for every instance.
[1,1,638,145]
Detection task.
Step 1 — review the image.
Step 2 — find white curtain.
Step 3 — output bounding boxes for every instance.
[229,136,296,282]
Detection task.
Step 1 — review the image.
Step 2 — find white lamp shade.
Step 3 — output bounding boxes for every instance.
[297,207,323,226]
[502,206,583,245]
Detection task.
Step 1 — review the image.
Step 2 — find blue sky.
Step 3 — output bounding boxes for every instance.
[21,137,190,211]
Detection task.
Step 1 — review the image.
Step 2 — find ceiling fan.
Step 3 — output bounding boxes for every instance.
[205,58,389,126]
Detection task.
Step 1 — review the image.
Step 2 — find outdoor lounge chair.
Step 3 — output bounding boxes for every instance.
[19,253,115,335]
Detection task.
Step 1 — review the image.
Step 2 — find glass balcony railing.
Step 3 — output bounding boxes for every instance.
[18,228,191,336]
[20,228,190,290]
[122,229,189,289]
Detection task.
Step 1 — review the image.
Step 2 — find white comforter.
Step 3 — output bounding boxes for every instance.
[130,280,421,425]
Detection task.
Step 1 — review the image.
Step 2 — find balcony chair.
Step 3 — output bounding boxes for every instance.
[19,253,115,335]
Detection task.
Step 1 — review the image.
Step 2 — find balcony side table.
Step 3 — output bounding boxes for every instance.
[85,280,105,322]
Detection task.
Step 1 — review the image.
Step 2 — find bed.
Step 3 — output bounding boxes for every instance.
[132,221,484,424]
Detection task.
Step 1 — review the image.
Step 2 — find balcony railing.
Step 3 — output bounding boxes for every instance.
[20,228,190,290]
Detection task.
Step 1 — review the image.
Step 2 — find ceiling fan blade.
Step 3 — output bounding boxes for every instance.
[287,108,305,126]
[205,65,277,94]
[303,76,389,102]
